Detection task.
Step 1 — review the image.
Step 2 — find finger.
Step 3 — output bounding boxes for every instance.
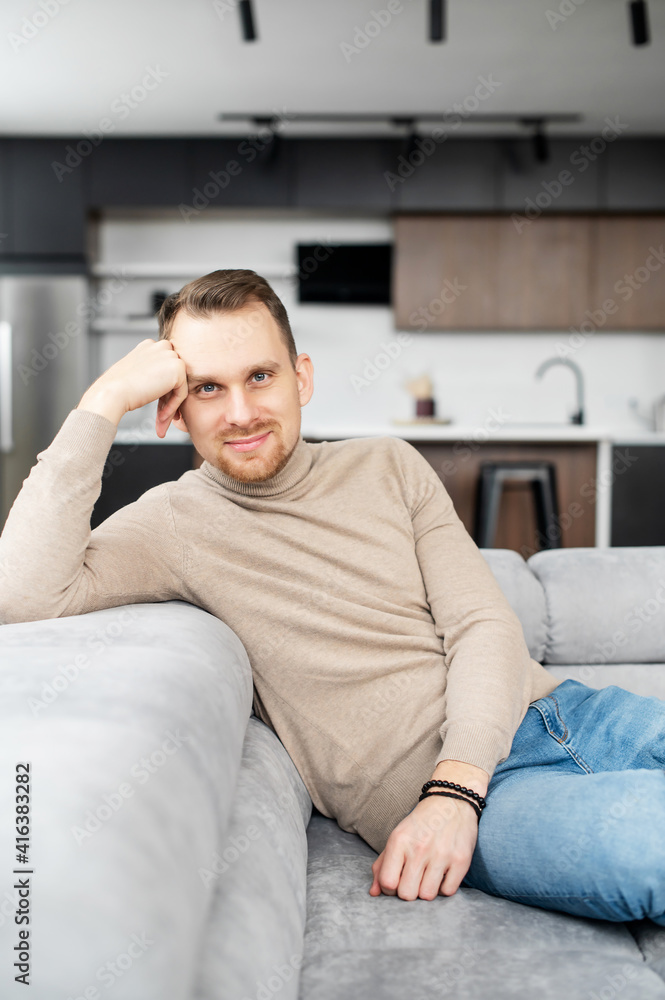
[156,368,189,438]
[369,852,384,896]
[375,844,405,897]
[418,860,449,901]
[438,860,467,897]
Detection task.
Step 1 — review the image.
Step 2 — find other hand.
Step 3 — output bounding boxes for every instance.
[77,338,189,438]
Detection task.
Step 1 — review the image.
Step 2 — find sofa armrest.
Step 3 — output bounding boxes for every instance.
[0,600,253,1000]
[194,717,312,1000]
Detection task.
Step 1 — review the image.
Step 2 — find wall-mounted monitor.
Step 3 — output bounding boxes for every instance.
[296,243,392,304]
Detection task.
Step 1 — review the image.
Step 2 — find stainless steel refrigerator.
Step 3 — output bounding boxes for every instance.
[0,275,89,528]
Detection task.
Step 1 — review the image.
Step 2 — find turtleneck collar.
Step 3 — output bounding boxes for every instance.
[200,433,313,497]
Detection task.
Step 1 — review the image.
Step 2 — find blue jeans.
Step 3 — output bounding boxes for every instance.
[460,678,665,924]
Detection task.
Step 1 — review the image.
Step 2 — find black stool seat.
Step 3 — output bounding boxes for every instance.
[474,460,561,550]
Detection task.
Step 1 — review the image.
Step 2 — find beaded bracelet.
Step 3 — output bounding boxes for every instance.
[418,789,482,821]
[421,779,487,811]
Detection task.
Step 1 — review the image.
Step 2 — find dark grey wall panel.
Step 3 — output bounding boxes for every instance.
[0,143,10,255]
[391,139,498,211]
[10,140,86,256]
[294,140,395,209]
[88,140,191,206]
[498,139,601,212]
[606,140,665,210]
[191,138,293,208]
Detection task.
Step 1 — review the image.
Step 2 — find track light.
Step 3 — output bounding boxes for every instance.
[628,0,650,45]
[238,0,257,42]
[533,124,550,164]
[429,0,445,42]
[521,119,550,164]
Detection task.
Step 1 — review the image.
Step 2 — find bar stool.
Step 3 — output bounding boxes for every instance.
[474,461,561,550]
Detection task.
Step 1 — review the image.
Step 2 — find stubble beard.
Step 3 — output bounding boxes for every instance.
[207,428,297,483]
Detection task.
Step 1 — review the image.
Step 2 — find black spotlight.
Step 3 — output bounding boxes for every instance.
[429,0,446,42]
[533,122,550,164]
[629,0,650,45]
[238,0,257,41]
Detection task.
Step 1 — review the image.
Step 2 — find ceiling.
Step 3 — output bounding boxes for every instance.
[1,0,664,138]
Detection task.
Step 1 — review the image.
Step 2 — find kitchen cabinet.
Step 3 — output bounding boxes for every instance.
[393,214,593,330]
[590,216,665,329]
[610,445,665,545]
[303,434,597,554]
[191,139,294,208]
[391,139,498,211]
[0,143,9,255]
[393,212,665,331]
[497,139,601,212]
[88,140,191,207]
[3,140,86,261]
[606,141,665,211]
[407,440,597,553]
[294,140,395,210]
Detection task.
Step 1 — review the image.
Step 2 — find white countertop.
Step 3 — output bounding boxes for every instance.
[300,423,665,444]
[113,423,665,445]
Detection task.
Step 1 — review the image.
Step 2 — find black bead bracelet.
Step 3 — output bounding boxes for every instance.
[418,789,483,821]
[421,779,487,811]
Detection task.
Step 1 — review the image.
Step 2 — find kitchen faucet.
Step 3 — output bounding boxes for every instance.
[535,357,585,425]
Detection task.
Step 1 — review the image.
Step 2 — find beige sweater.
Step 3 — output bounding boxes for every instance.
[0,409,559,853]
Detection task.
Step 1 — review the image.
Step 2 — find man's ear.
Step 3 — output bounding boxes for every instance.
[171,406,188,433]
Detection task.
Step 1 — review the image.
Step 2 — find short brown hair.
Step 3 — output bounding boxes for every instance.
[157,269,298,369]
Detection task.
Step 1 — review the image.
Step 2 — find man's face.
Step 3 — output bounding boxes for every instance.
[169,302,314,483]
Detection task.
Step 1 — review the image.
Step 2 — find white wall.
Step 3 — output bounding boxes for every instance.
[93,210,665,439]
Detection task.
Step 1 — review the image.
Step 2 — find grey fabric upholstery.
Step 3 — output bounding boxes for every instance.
[2,546,665,999]
[299,546,665,1000]
[300,815,665,1000]
[193,717,312,1000]
[0,601,254,1000]
[527,546,665,665]
[478,548,549,662]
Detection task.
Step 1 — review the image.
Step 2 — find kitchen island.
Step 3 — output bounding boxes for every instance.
[301,423,665,550]
[108,421,665,549]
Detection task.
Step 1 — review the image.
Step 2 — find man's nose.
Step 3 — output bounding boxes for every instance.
[223,387,261,425]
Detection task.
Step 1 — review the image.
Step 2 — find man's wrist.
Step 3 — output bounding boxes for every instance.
[429,758,489,797]
[77,385,126,427]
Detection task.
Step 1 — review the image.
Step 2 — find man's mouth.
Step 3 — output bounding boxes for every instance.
[225,431,272,453]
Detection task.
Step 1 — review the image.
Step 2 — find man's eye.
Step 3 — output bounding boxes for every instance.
[199,384,217,393]
[252,372,270,383]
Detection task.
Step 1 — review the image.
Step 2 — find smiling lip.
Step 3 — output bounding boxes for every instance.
[225,431,271,452]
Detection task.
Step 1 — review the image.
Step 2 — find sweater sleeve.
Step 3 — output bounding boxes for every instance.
[0,409,187,624]
[392,438,533,779]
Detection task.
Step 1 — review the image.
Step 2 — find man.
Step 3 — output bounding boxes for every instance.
[1,269,664,921]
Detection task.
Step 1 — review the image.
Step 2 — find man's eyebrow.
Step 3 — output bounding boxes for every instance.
[186,360,284,386]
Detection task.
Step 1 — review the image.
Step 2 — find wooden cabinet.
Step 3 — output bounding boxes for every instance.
[303,436,598,554]
[408,441,597,554]
[394,214,594,330]
[393,213,665,330]
[591,217,665,329]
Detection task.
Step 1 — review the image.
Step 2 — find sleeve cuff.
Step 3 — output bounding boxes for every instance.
[435,720,513,778]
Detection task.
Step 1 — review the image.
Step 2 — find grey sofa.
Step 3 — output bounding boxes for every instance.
[1,545,665,1000]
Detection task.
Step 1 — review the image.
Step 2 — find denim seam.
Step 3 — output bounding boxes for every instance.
[530,697,593,774]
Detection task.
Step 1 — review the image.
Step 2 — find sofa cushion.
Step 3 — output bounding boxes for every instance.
[193,717,312,1000]
[544,663,665,700]
[527,547,665,665]
[480,548,548,662]
[300,814,665,1000]
[0,600,253,1000]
